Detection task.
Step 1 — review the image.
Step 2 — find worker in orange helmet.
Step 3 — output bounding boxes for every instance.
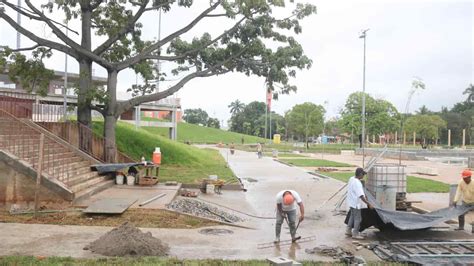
[452,169,474,231]
[274,190,304,243]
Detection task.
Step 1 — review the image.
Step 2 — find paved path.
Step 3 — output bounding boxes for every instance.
[1,148,370,261]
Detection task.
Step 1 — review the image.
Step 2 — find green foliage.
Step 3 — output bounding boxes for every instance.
[317,172,449,193]
[92,121,236,183]
[182,108,209,125]
[206,117,221,129]
[286,102,324,144]
[0,47,54,96]
[229,101,267,136]
[0,256,343,266]
[228,99,246,115]
[405,114,446,141]
[340,92,400,136]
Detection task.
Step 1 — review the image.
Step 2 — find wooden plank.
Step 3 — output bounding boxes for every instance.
[83,198,137,214]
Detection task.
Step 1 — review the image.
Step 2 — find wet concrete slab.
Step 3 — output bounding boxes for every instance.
[75,183,181,209]
[2,148,471,261]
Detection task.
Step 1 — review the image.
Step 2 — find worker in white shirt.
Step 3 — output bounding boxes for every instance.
[274,190,304,243]
[346,167,373,239]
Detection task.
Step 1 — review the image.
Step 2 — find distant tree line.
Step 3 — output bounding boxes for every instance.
[225,83,473,147]
[182,108,220,129]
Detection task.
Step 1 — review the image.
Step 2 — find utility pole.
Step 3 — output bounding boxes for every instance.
[63,22,68,122]
[359,29,369,168]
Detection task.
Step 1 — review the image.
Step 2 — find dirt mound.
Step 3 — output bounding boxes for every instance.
[84,222,169,256]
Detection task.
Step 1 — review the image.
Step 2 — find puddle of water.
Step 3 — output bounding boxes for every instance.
[199,228,234,235]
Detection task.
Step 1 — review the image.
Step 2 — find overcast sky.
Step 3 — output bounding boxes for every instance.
[1,0,473,127]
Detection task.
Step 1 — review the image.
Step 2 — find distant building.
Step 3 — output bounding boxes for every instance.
[0,68,181,139]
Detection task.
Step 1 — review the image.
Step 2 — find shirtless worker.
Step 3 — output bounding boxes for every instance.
[274,190,304,243]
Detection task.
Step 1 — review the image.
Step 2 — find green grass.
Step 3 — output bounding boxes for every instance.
[92,122,236,184]
[143,122,266,144]
[316,172,450,193]
[263,152,308,158]
[280,158,353,167]
[406,176,450,193]
[0,256,400,265]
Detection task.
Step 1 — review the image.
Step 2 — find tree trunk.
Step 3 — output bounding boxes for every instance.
[77,58,93,153]
[103,70,118,163]
[104,114,117,163]
[77,6,94,153]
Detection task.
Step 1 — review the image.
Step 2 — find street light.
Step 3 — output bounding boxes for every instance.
[359,28,369,167]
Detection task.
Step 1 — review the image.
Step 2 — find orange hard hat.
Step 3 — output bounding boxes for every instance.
[283,192,295,205]
[462,169,472,178]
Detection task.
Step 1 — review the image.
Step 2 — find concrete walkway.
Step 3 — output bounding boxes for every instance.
[2,148,470,261]
[0,148,369,261]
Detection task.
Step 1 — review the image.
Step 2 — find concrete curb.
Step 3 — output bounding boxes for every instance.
[273,159,293,167]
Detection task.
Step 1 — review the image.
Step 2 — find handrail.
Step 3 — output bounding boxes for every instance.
[0,107,88,186]
[0,90,135,163]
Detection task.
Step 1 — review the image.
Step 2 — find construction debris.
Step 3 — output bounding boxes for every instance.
[305,245,365,264]
[84,222,169,256]
[167,199,244,223]
[180,189,199,197]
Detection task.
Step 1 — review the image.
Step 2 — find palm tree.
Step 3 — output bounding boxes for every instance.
[228,100,245,115]
[463,84,474,103]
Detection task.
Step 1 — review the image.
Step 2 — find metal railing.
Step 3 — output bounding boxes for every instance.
[0,108,91,186]
[0,90,135,163]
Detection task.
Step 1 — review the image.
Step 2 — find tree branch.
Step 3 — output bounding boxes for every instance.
[116,0,222,70]
[93,0,150,56]
[91,104,104,115]
[6,44,40,52]
[90,0,104,10]
[117,46,246,114]
[0,12,79,59]
[23,0,112,68]
[1,0,79,35]
[142,15,247,62]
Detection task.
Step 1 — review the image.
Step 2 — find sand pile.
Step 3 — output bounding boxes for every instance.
[84,222,169,256]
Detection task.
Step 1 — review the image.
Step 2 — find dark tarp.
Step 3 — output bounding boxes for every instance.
[91,162,149,174]
[345,190,474,231]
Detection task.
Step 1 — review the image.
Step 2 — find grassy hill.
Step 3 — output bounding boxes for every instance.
[92,122,236,183]
[143,122,266,144]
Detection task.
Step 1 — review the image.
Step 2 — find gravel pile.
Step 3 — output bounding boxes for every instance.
[84,222,169,257]
[167,198,244,223]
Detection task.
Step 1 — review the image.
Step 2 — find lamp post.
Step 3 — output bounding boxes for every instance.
[63,22,68,122]
[321,100,328,159]
[359,29,369,168]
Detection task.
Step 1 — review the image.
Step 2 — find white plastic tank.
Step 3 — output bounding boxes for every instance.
[375,185,397,211]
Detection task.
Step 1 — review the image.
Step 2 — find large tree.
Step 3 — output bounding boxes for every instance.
[0,0,316,162]
[229,101,266,136]
[340,92,400,140]
[286,102,324,148]
[405,114,446,145]
[228,99,245,115]
[182,108,209,126]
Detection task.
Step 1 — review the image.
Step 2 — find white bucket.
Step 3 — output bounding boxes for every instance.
[116,174,124,185]
[206,184,215,194]
[126,175,135,186]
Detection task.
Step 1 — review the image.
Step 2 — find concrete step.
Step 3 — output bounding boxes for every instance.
[70,174,108,193]
[73,179,115,203]
[67,171,102,187]
[43,160,91,175]
[56,165,94,179]
[23,151,76,161]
